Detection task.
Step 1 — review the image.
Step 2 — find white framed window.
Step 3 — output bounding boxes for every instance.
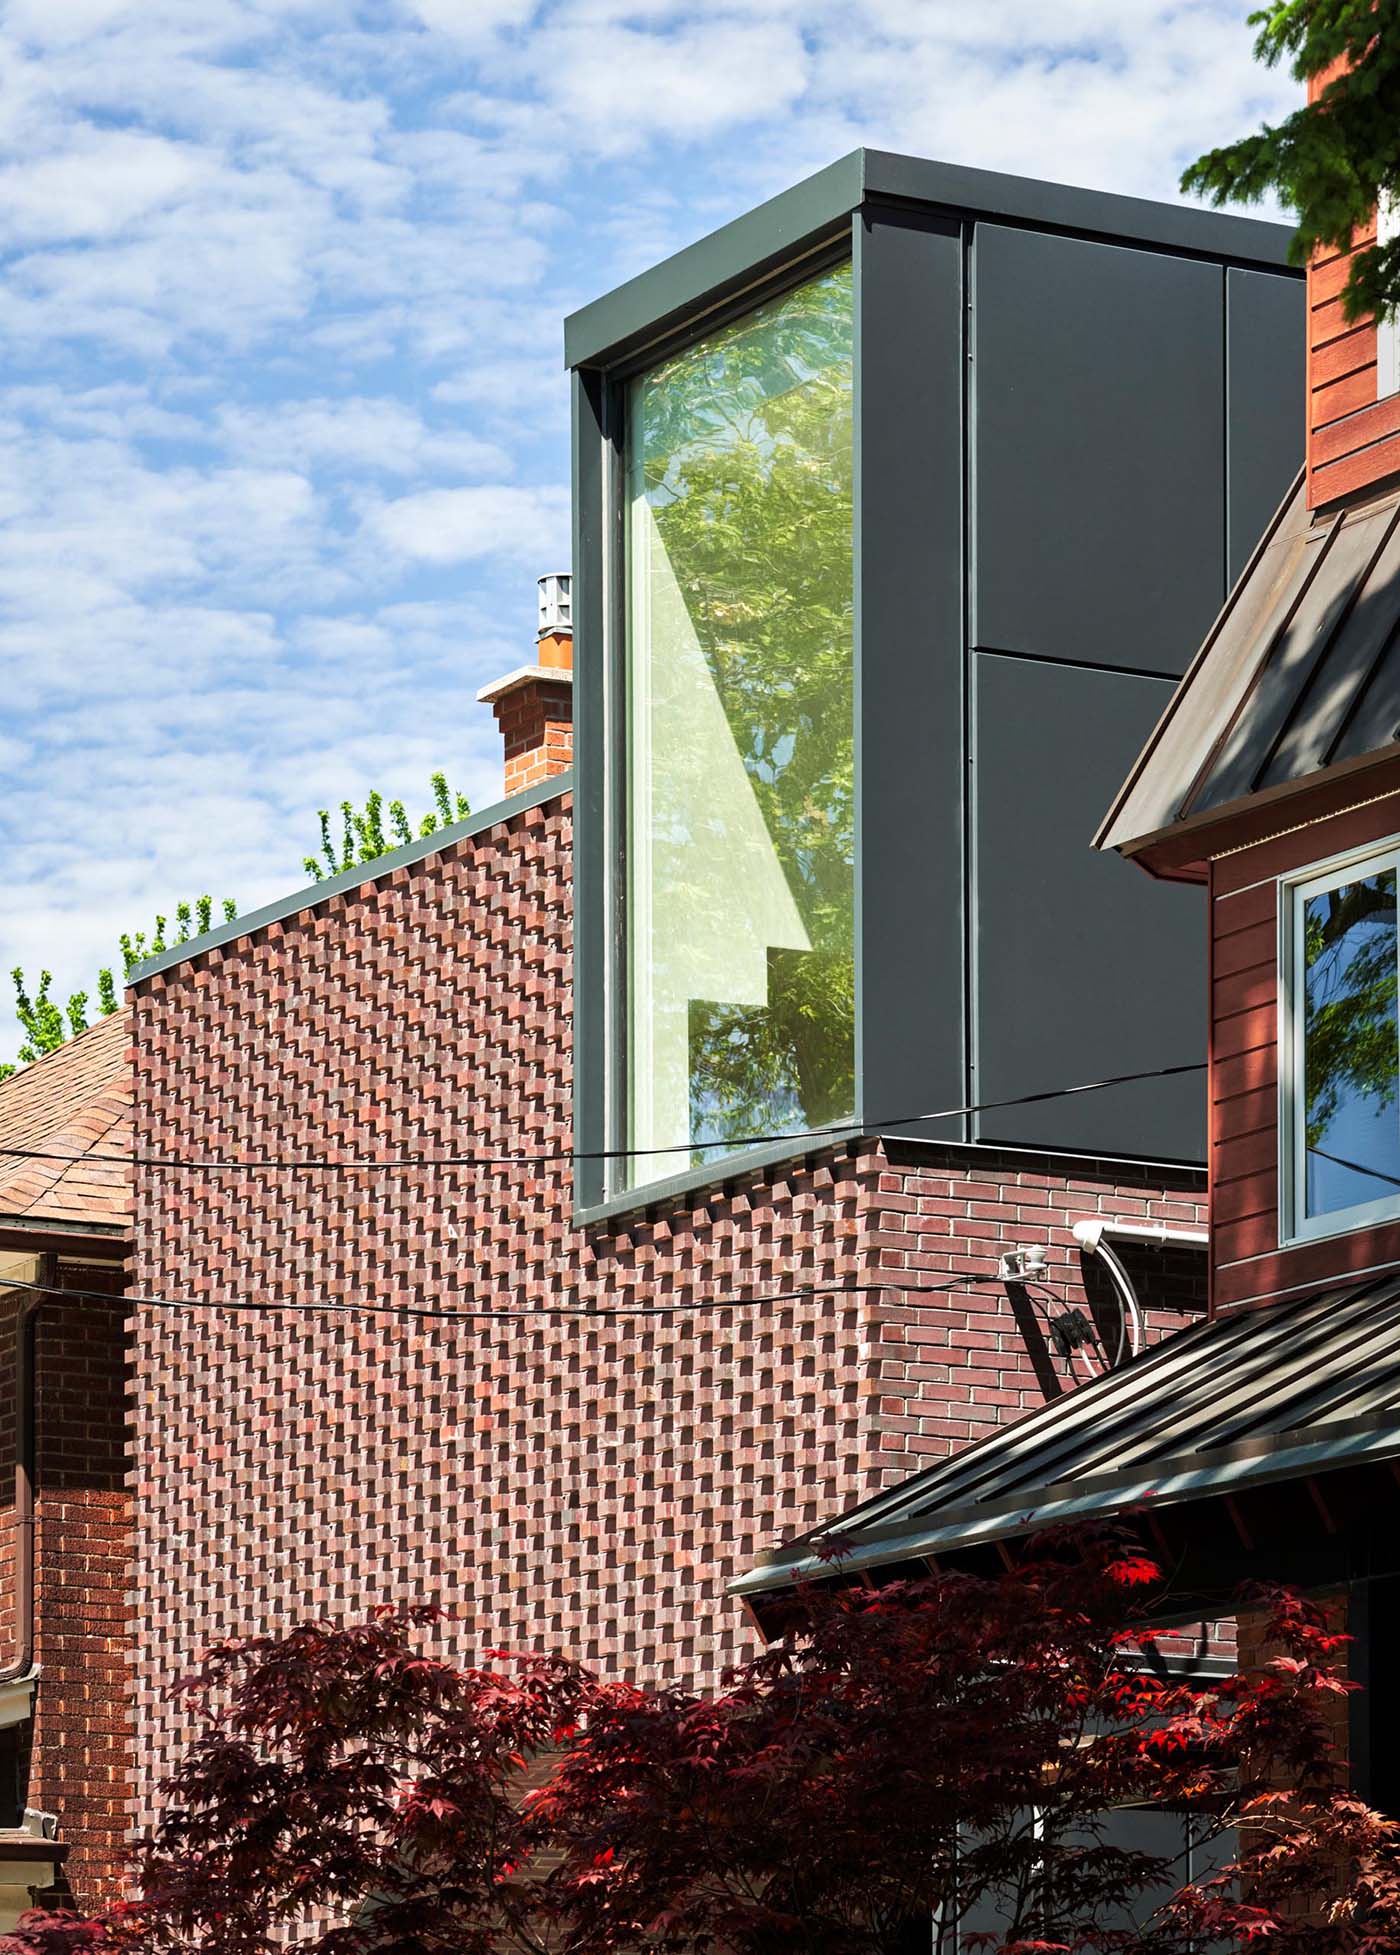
[1379,195,1399,401]
[1280,836,1400,1244]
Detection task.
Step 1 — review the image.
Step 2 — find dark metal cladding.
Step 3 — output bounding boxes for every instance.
[732,1274,1400,1594]
[1099,476,1400,857]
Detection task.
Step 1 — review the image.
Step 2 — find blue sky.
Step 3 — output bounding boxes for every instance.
[0,0,1295,1035]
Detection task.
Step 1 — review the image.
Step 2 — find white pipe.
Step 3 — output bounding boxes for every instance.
[1088,1234,1142,1363]
[1069,1216,1206,1367]
[1072,1218,1207,1253]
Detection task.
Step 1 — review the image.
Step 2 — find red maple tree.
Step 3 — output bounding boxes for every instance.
[5,1533,1396,1955]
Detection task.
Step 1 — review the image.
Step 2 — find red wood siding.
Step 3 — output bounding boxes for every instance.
[1210,770,1400,1309]
[1303,56,1398,507]
[1306,219,1400,508]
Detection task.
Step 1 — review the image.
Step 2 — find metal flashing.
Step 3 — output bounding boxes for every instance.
[126,771,574,989]
[573,1131,860,1231]
[564,148,1296,373]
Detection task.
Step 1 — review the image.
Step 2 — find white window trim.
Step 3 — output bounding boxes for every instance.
[1379,194,1400,401]
[1278,832,1400,1246]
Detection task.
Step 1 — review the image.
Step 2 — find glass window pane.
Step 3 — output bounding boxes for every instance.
[1302,867,1400,1220]
[624,264,854,1186]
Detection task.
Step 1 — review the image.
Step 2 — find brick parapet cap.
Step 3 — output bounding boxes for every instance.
[476,664,575,706]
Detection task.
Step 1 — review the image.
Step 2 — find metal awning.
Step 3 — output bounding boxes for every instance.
[733,1275,1400,1599]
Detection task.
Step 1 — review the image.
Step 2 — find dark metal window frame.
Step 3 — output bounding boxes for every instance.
[581,239,857,1219]
[573,202,969,1224]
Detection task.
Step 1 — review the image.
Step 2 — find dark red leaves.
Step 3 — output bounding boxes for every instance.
[2,1540,1393,1955]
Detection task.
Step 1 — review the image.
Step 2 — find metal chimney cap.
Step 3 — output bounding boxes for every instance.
[537,570,573,639]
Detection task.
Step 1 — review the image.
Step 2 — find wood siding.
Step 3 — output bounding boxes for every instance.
[1307,220,1400,508]
[1211,771,1400,1309]
[1304,57,1396,506]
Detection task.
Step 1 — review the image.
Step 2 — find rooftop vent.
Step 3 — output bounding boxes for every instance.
[538,571,572,640]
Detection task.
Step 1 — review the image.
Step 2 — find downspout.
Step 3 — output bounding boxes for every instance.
[0,1252,53,1687]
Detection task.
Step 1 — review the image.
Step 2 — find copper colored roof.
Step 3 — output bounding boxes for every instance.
[0,1009,132,1236]
[1097,470,1400,861]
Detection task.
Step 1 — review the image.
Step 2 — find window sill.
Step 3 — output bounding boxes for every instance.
[573,1128,863,1231]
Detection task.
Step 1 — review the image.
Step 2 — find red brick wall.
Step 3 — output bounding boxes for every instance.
[0,1260,129,1910]
[129,788,1206,1834]
[1210,764,1400,1310]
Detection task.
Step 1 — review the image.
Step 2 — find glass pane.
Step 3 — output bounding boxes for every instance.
[624,263,854,1185]
[1302,867,1400,1220]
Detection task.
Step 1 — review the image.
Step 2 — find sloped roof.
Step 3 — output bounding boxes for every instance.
[1097,471,1400,861]
[0,1009,132,1236]
[733,1274,1400,1597]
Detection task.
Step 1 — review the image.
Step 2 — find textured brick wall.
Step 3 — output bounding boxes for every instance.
[869,1146,1208,1478]
[129,787,1206,1833]
[0,1262,129,1909]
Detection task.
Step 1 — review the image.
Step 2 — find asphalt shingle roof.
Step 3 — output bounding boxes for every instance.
[0,1008,132,1235]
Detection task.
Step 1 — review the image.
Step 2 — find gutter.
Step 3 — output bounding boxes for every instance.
[0,1252,53,1688]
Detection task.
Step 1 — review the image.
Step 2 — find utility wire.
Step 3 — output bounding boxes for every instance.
[0,1060,1205,1176]
[1307,1142,1400,1192]
[0,1269,1021,1326]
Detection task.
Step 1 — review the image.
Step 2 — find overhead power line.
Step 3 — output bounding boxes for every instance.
[0,1060,1205,1176]
[0,1269,1023,1327]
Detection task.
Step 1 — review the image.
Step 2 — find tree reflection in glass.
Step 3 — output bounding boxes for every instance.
[1302,868,1400,1219]
[624,265,854,1186]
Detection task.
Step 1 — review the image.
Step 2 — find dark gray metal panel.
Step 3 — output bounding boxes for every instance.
[864,151,1295,269]
[1226,268,1306,586]
[565,149,1298,372]
[570,368,609,1211]
[563,152,863,370]
[973,226,1224,677]
[972,653,1205,1159]
[855,207,966,1143]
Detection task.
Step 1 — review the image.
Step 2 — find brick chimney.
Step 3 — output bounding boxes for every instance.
[1306,64,1400,506]
[477,573,573,798]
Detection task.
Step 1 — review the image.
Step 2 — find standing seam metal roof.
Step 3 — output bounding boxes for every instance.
[1097,473,1400,857]
[733,1274,1400,1597]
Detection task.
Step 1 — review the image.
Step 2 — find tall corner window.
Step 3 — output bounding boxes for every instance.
[1283,843,1400,1242]
[621,260,855,1191]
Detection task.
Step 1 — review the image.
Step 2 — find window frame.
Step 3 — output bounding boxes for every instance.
[602,242,858,1208]
[1380,195,1399,403]
[1278,832,1400,1247]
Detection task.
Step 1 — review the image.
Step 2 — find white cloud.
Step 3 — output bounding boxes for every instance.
[365,483,569,565]
[215,398,510,478]
[0,0,1302,1043]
